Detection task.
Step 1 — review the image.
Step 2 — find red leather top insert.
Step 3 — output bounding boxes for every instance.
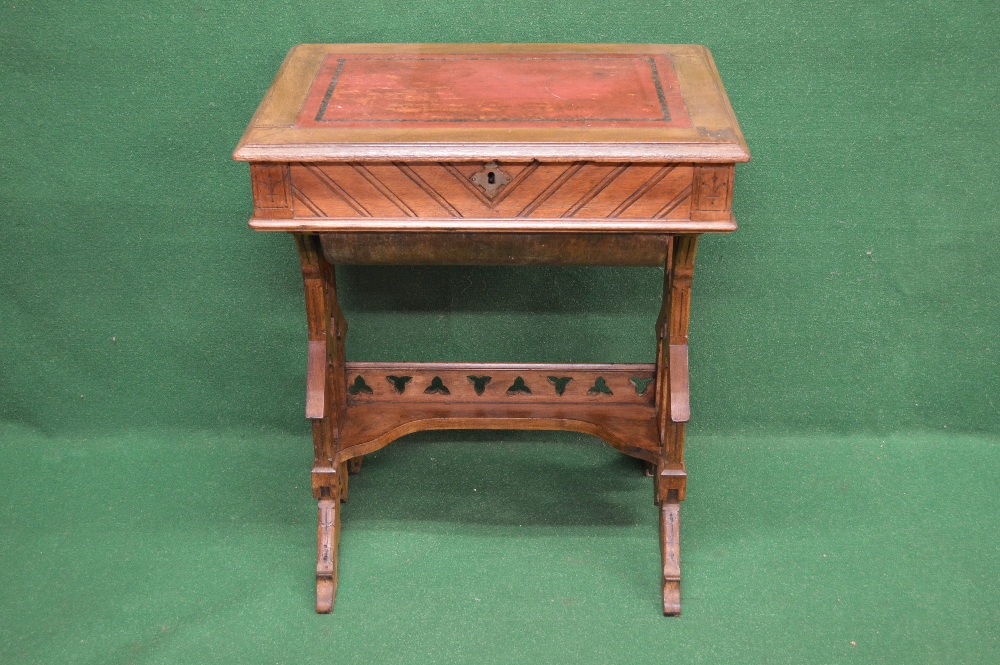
[295,53,691,129]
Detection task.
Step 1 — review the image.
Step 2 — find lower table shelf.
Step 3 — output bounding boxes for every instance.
[333,361,660,462]
[339,400,658,461]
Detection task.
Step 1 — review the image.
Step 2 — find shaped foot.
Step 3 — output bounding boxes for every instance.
[660,500,681,616]
[316,498,340,613]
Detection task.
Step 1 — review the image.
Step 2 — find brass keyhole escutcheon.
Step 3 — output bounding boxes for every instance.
[471,161,512,198]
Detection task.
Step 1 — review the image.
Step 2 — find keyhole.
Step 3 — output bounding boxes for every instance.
[487,171,495,184]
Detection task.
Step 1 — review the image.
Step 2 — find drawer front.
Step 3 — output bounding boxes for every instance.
[287,161,698,220]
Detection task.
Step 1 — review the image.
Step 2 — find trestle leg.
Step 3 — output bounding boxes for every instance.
[660,497,681,616]
[316,495,341,613]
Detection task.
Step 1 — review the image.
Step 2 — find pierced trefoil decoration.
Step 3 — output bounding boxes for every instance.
[506,376,532,395]
[348,375,373,395]
[424,376,451,395]
[630,377,654,395]
[587,377,613,395]
[386,375,412,394]
[467,375,492,395]
[548,376,573,396]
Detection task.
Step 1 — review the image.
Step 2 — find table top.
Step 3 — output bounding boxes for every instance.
[234,44,749,163]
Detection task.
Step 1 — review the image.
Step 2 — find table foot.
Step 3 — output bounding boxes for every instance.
[316,497,341,613]
[660,499,681,616]
[347,455,363,475]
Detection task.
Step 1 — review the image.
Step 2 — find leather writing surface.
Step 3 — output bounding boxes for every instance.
[296,53,692,129]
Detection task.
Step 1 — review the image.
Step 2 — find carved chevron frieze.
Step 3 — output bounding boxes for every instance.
[289,162,695,220]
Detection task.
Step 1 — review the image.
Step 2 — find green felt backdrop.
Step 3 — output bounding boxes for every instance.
[1,1,998,664]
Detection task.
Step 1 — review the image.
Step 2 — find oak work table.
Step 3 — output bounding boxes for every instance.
[234,43,750,616]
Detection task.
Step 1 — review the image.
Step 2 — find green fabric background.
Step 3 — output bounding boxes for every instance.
[1,1,997,663]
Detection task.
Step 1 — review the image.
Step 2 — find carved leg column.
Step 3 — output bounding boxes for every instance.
[295,233,349,613]
[653,235,697,616]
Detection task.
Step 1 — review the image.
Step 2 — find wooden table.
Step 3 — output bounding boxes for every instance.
[234,43,749,615]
